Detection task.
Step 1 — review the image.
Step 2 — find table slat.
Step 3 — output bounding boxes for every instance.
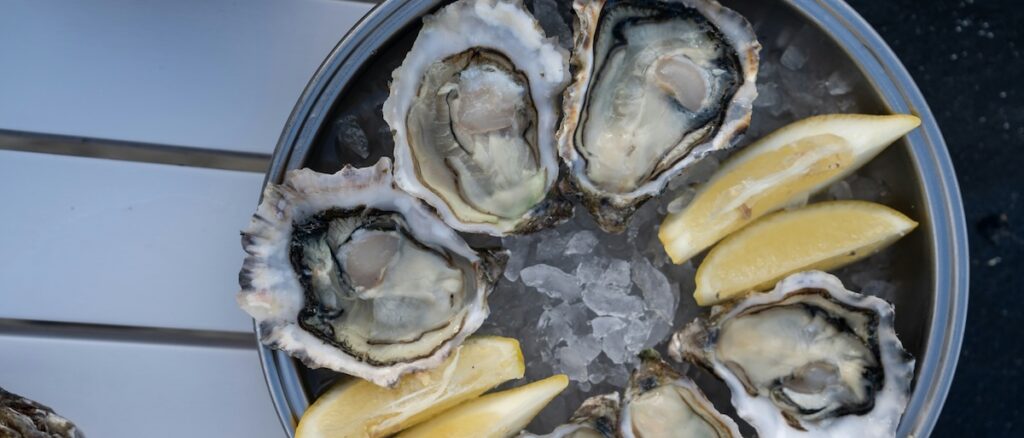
[0,150,263,333]
[0,335,282,438]
[0,0,373,154]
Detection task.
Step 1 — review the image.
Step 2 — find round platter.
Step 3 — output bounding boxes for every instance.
[253,0,968,436]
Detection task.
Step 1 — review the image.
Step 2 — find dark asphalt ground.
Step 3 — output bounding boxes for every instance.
[845,0,1024,436]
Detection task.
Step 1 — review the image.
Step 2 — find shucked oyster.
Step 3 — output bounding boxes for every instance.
[522,393,620,438]
[1,387,83,438]
[670,271,914,437]
[559,0,760,232]
[620,351,741,438]
[237,158,504,387]
[384,0,571,236]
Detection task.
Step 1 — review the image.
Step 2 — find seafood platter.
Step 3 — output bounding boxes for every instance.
[236,0,968,437]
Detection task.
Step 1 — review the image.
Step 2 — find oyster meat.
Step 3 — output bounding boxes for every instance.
[1,387,83,438]
[237,158,504,387]
[559,0,760,231]
[384,0,571,236]
[522,393,620,438]
[620,351,741,438]
[670,271,914,437]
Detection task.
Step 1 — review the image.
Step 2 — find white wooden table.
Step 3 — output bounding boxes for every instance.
[0,1,373,436]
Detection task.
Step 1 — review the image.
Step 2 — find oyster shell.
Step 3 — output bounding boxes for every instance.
[670,271,915,437]
[521,393,620,438]
[559,0,760,232]
[1,387,83,438]
[384,0,571,236]
[620,351,741,438]
[237,158,504,387]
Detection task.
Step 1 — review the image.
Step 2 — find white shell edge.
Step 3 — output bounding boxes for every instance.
[559,0,761,209]
[383,0,570,236]
[671,271,915,438]
[236,158,491,387]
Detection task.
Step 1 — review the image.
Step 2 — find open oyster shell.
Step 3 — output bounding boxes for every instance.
[1,387,83,438]
[237,158,505,387]
[670,271,914,437]
[559,0,760,232]
[522,393,620,438]
[620,351,741,438]
[384,0,571,236]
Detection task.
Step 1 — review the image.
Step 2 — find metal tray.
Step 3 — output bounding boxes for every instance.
[254,0,968,436]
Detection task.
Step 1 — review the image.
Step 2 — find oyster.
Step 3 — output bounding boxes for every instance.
[670,271,915,437]
[384,0,571,236]
[1,387,83,438]
[620,351,741,438]
[559,0,760,232]
[237,158,504,387]
[522,393,620,438]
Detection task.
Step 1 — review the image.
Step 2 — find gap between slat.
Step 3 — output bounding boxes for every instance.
[0,129,271,173]
[0,318,257,350]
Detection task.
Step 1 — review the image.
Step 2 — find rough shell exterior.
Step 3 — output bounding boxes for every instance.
[1,387,83,438]
[670,271,915,437]
[237,158,504,387]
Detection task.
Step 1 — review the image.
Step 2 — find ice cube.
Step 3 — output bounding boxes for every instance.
[601,327,630,364]
[576,257,607,286]
[521,264,583,302]
[557,332,595,382]
[591,316,628,339]
[587,358,622,386]
[561,343,593,380]
[556,340,598,383]
[334,115,369,159]
[826,70,854,95]
[755,82,782,108]
[643,313,675,349]
[538,302,587,349]
[553,301,590,330]
[534,229,572,262]
[565,230,599,255]
[582,287,644,318]
[605,360,630,387]
[599,259,632,289]
[501,236,534,282]
[780,45,808,70]
[624,316,653,353]
[631,254,678,323]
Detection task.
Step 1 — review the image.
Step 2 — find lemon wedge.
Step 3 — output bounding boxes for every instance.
[396,374,569,438]
[659,114,921,264]
[694,200,917,305]
[295,336,525,438]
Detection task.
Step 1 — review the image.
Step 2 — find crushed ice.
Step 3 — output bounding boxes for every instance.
[484,185,696,391]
